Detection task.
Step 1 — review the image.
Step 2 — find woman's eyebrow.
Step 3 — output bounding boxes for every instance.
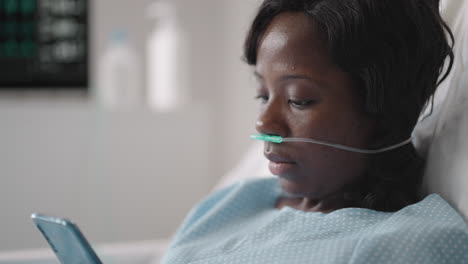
[279,74,325,89]
[254,71,324,88]
[279,74,317,82]
[254,71,318,82]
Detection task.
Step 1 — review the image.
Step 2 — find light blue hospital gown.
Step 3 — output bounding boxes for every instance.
[161,177,468,264]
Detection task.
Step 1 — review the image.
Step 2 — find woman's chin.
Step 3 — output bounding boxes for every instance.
[278,177,318,198]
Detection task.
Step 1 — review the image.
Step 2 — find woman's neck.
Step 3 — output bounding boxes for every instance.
[275,193,357,213]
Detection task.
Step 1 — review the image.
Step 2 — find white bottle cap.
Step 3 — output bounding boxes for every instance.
[147,1,176,20]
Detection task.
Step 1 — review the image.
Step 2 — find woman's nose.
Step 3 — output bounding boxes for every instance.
[255,100,287,137]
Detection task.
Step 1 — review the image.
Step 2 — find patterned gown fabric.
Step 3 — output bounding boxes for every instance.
[161,177,468,264]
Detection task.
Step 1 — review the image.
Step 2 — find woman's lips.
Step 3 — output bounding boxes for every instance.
[265,153,297,176]
[268,161,296,175]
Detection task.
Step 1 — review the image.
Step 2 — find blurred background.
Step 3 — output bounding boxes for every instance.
[0,0,262,251]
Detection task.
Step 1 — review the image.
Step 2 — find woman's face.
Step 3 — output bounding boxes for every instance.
[255,13,374,199]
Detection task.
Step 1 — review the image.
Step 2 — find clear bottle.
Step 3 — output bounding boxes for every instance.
[146,1,189,112]
[97,30,142,109]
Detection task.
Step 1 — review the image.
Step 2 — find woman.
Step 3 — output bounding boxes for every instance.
[162,0,467,263]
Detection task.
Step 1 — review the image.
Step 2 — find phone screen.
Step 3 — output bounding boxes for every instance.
[31,213,103,264]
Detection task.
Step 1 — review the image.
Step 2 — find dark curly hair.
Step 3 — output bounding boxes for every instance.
[244,0,454,211]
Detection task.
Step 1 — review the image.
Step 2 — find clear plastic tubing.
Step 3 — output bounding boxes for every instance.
[250,134,412,154]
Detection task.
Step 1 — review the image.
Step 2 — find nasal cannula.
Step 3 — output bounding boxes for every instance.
[250,134,412,154]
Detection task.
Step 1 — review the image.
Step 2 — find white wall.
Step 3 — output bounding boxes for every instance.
[0,102,214,251]
[0,0,263,251]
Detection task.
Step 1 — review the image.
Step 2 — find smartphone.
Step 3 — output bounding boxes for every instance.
[31,213,103,264]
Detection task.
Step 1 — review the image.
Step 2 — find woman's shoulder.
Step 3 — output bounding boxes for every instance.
[350,194,467,263]
[370,193,467,238]
[391,193,467,229]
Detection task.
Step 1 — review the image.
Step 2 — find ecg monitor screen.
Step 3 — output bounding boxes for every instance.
[0,0,88,90]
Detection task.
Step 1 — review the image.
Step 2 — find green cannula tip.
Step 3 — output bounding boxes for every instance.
[250,134,283,143]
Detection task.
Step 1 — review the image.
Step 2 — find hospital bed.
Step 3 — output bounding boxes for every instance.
[0,0,466,263]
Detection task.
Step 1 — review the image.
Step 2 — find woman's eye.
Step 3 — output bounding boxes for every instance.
[254,95,269,104]
[288,99,314,108]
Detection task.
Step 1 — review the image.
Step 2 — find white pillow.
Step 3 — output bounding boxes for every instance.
[413,0,468,221]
